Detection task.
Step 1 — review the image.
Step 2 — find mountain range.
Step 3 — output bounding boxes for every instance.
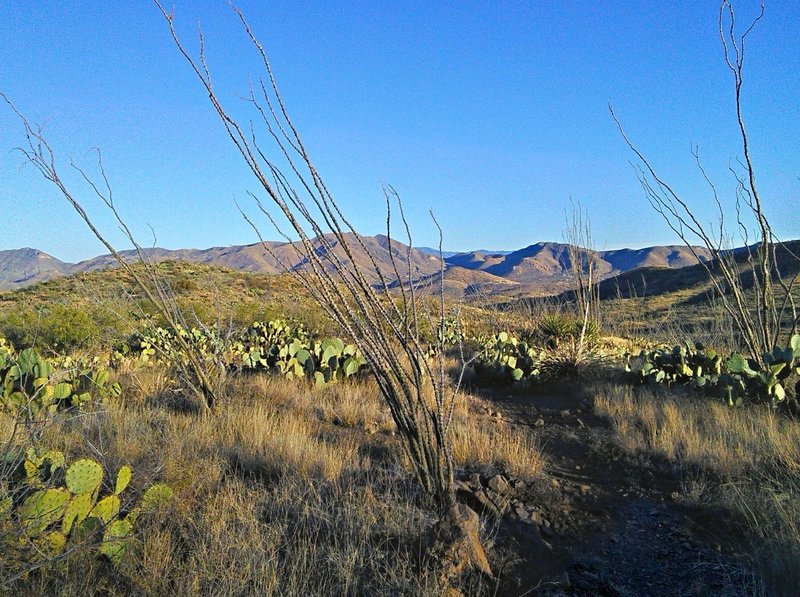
[0,236,715,296]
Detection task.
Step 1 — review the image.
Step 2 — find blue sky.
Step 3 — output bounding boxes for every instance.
[1,1,798,263]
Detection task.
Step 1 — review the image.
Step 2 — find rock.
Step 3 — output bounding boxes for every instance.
[454,480,472,494]
[579,484,591,495]
[474,490,502,518]
[488,492,510,514]
[550,478,561,489]
[560,409,571,417]
[512,479,527,491]
[514,504,529,519]
[487,474,511,495]
[534,418,545,428]
[468,473,483,490]
[436,503,493,579]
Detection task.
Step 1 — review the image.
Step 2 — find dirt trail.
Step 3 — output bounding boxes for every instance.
[473,385,756,596]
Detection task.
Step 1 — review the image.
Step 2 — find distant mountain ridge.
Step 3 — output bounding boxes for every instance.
[0,237,722,294]
[444,242,713,285]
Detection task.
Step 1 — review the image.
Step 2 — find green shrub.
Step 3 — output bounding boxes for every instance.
[1,305,101,354]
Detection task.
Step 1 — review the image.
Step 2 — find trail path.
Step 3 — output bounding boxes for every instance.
[472,386,756,596]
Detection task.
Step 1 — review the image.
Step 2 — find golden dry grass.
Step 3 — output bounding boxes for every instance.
[595,384,800,595]
[1,364,545,595]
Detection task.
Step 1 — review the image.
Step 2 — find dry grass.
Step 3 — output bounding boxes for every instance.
[1,365,545,595]
[595,384,800,595]
[449,396,544,479]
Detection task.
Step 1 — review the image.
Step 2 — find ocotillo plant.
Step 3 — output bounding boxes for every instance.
[154,3,464,519]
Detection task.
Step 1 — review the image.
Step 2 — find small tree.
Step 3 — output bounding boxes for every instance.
[611,0,798,365]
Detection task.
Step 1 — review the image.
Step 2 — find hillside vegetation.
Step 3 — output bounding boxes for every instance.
[1,267,799,595]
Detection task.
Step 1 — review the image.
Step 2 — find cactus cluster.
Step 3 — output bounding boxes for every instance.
[1,450,173,566]
[116,319,368,389]
[0,341,120,419]
[474,332,542,383]
[625,342,723,389]
[241,321,367,388]
[721,335,800,406]
[626,336,800,407]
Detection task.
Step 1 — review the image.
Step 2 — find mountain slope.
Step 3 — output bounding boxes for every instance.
[446,243,713,284]
[0,235,443,291]
[0,248,72,288]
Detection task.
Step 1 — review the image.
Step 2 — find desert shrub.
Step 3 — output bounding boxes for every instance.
[538,312,600,348]
[1,304,101,354]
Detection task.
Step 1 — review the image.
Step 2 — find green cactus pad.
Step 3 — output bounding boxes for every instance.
[140,483,174,512]
[62,492,94,535]
[41,530,67,557]
[90,495,121,524]
[115,466,132,495]
[66,459,103,495]
[52,382,73,400]
[19,488,70,533]
[100,519,132,564]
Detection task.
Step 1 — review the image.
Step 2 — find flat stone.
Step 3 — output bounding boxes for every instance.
[455,480,472,494]
[487,474,511,495]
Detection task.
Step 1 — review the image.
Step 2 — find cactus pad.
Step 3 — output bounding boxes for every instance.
[42,530,67,557]
[115,465,132,495]
[100,519,132,564]
[62,492,94,535]
[90,494,120,524]
[140,483,174,512]
[66,458,103,495]
[18,488,70,533]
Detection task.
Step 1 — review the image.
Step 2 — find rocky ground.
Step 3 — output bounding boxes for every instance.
[457,384,757,596]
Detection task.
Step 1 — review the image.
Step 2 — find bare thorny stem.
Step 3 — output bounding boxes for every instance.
[153,1,462,512]
[609,1,798,365]
[0,93,224,411]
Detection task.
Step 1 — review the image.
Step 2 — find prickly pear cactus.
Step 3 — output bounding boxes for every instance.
[2,453,174,569]
[65,459,103,495]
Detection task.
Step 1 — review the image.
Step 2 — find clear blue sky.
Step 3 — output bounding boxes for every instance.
[1,1,798,263]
